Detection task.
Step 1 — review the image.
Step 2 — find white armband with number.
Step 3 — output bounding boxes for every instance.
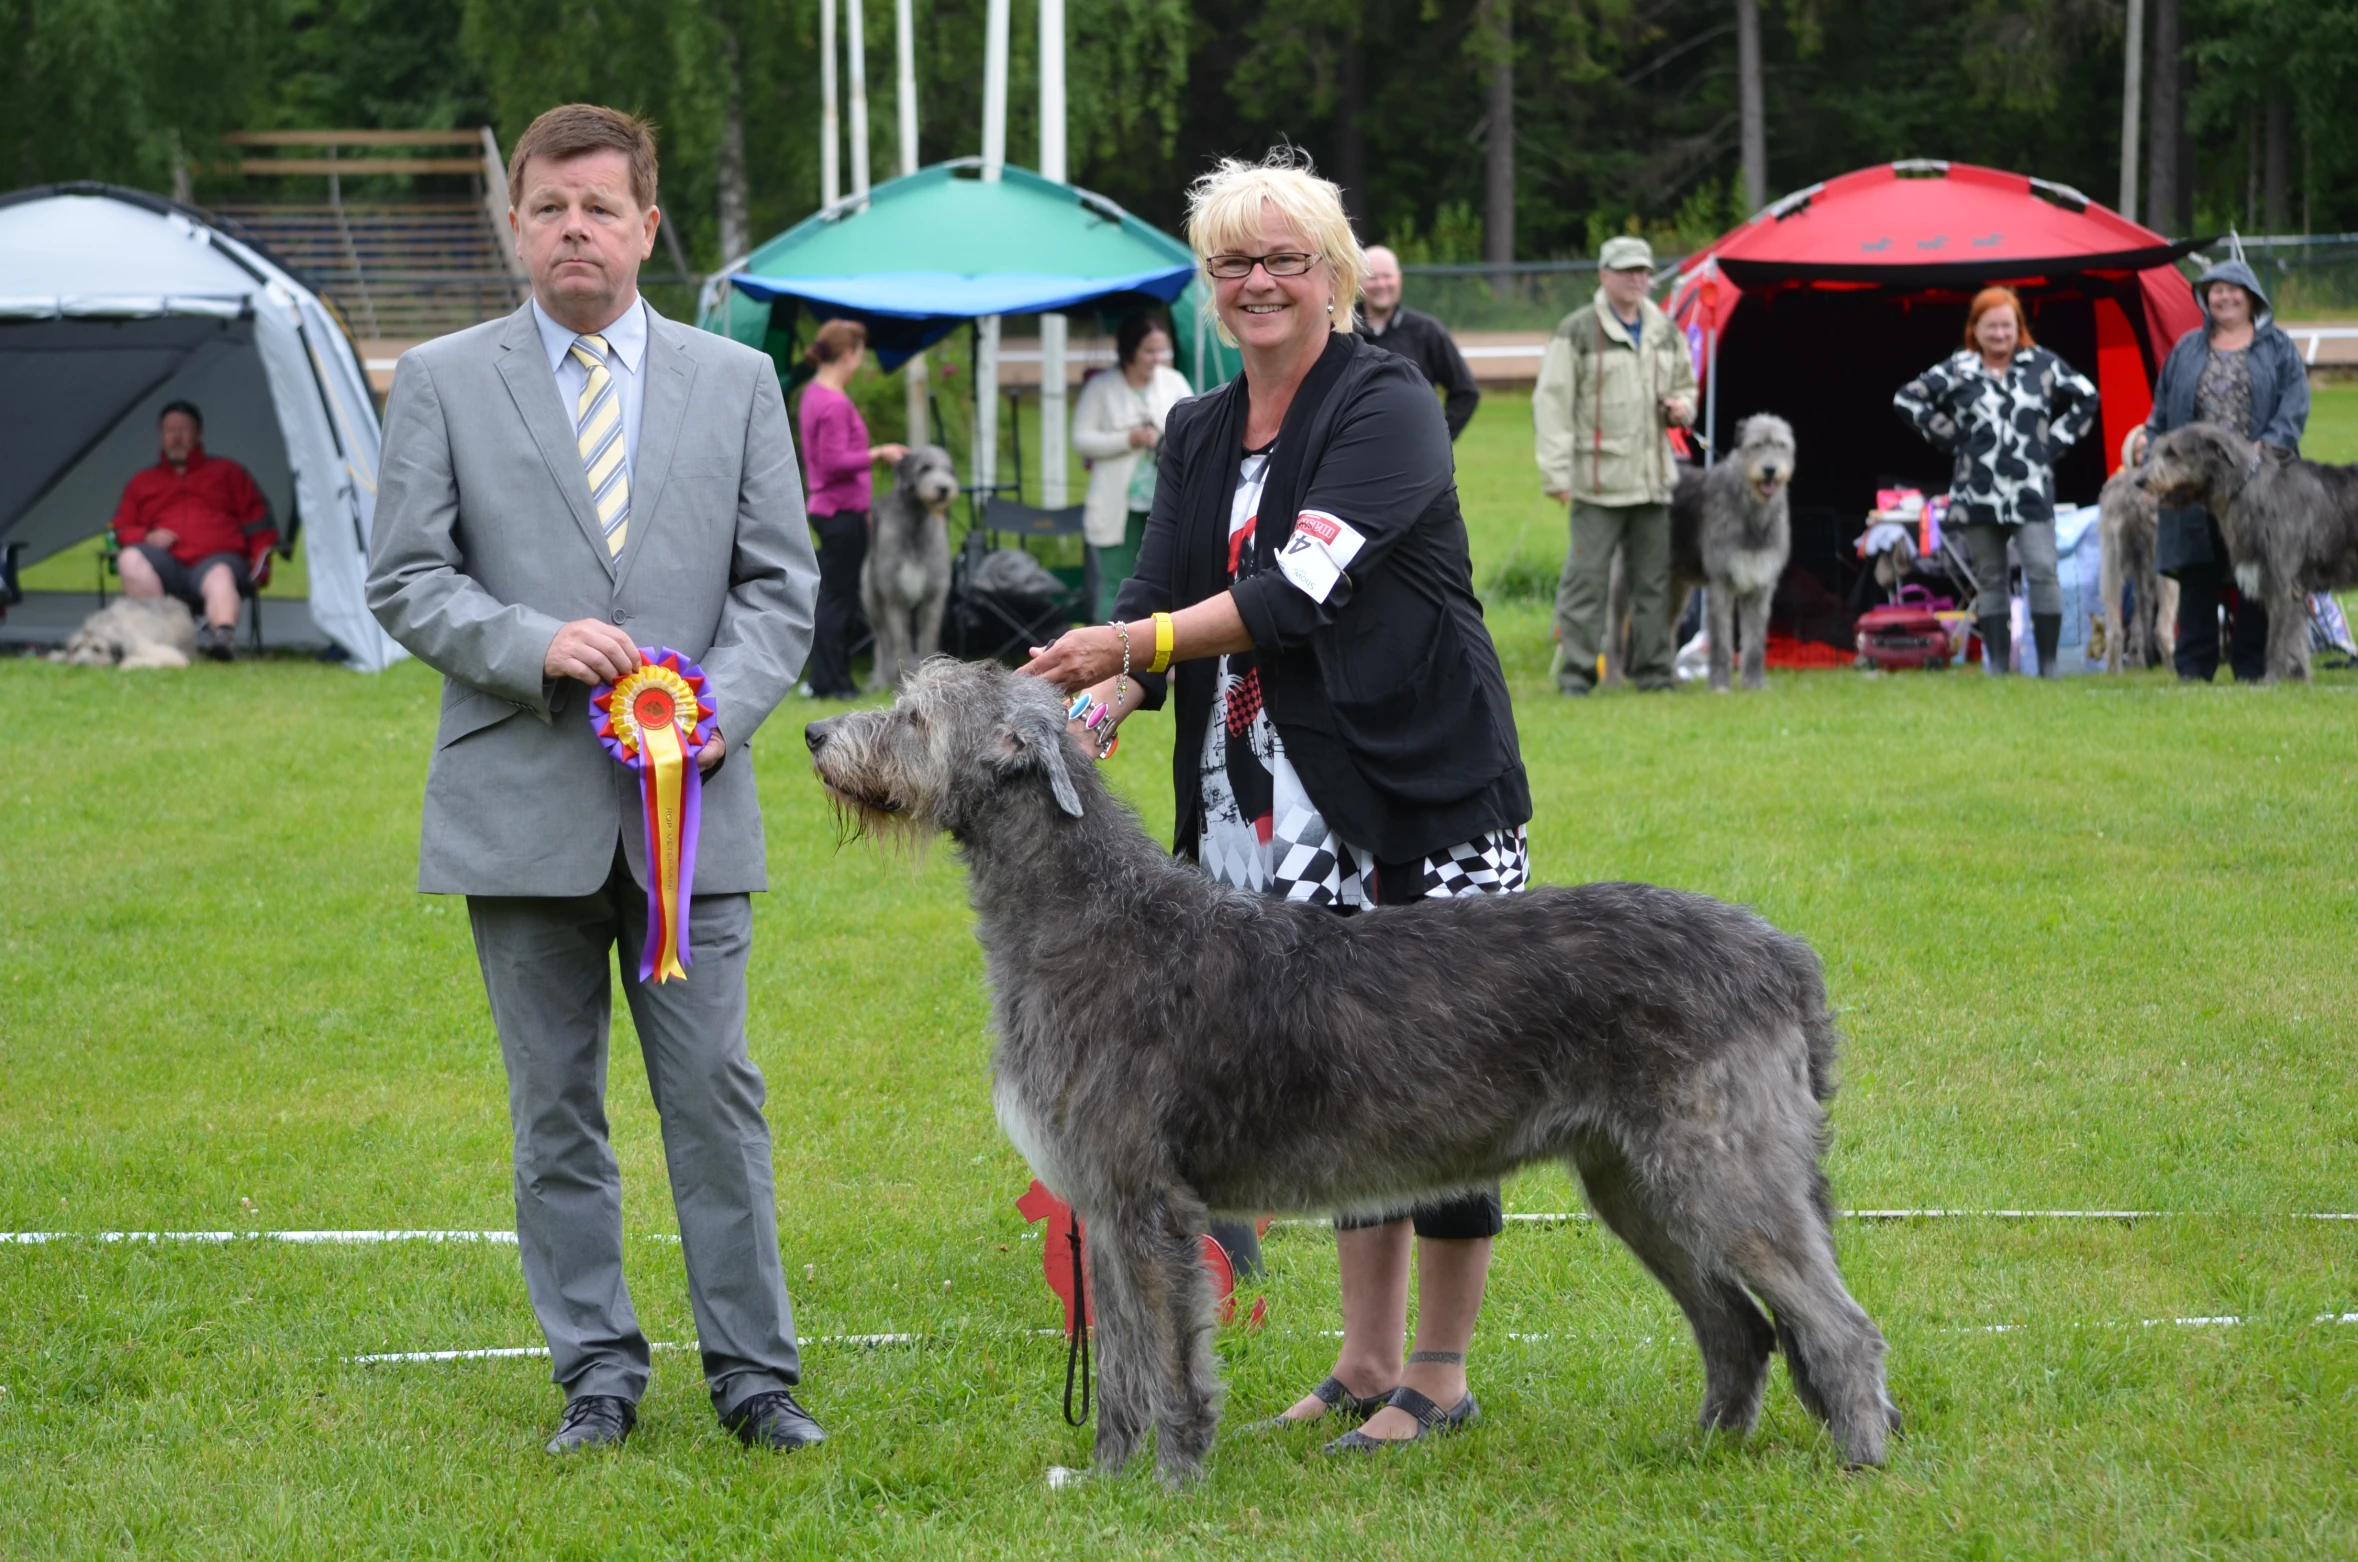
[1274,509,1366,603]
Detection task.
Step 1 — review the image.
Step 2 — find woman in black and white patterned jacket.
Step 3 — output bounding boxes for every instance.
[1894,286,2099,676]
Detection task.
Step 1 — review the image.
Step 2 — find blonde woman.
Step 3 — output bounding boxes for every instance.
[1071,312,1190,618]
[1025,148,1530,1451]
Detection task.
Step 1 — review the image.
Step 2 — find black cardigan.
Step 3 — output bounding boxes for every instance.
[1113,332,1529,864]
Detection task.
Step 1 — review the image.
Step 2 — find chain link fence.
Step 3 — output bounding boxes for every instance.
[1393,261,1671,332]
[1399,239,2358,334]
[2193,235,2358,319]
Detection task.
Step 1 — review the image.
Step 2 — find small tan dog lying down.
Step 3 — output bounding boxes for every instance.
[58,597,201,668]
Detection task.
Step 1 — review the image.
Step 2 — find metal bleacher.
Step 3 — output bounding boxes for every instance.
[206,129,526,346]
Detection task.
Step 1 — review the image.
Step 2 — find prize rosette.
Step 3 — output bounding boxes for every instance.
[591,649,718,984]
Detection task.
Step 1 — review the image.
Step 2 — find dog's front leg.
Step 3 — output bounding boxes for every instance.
[1081,1191,1220,1486]
[1706,584,1736,692]
[869,605,904,694]
[915,587,947,666]
[2100,545,2125,673]
[2266,583,2312,683]
[1737,588,1770,690]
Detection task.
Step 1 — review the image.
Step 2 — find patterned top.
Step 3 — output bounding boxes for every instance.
[1198,445,1530,907]
[2195,345,2256,439]
[1893,346,2099,527]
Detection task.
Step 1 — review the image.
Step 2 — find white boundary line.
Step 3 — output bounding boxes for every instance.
[8,1211,2355,1246]
[352,1314,2358,1364]
[347,1329,1052,1364]
[0,1230,520,1245]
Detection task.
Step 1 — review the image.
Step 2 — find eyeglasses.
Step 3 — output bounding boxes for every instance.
[1205,251,1321,279]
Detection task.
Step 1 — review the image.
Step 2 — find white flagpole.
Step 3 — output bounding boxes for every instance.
[820,0,840,208]
[1039,0,1069,507]
[975,0,1010,501]
[896,0,927,446]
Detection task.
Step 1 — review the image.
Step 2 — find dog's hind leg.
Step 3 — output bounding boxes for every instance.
[1695,1168,1896,1466]
[1082,1188,1221,1485]
[1570,1135,1774,1437]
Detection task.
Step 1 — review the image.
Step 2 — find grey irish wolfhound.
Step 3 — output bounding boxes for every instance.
[1687,413,1797,691]
[805,659,1896,1485]
[862,443,958,691]
[1607,414,1796,691]
[2098,428,2177,672]
[2143,422,2358,682]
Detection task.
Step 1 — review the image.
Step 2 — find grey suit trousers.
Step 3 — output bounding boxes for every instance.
[468,849,799,1414]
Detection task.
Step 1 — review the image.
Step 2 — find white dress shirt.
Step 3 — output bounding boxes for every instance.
[531,294,649,485]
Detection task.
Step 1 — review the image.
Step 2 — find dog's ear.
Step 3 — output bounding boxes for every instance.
[997,700,1085,818]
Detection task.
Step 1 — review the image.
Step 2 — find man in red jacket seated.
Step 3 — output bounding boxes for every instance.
[113,401,277,661]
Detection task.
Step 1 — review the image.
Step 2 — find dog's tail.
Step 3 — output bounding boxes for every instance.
[1775,931,1841,1106]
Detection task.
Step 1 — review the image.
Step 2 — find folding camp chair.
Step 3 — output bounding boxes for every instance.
[947,498,1094,664]
[97,494,298,652]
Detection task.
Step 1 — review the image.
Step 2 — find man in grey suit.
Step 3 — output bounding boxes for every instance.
[367,104,824,1455]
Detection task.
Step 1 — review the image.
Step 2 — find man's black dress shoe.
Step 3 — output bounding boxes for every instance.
[545,1394,636,1453]
[722,1388,826,1450]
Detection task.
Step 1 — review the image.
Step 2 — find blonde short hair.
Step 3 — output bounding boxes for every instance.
[1185,149,1361,335]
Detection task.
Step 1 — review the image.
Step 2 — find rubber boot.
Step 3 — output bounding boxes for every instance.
[1978,614,2011,675]
[2032,612,2062,678]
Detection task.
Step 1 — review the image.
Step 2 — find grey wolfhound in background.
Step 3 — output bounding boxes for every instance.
[806,659,1896,1485]
[862,443,958,691]
[2143,422,2358,682]
[1608,413,1796,690]
[2098,427,2177,672]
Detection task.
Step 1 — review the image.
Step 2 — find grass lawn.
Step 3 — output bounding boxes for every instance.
[3,386,2356,1557]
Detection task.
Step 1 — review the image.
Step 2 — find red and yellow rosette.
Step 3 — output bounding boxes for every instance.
[591,649,717,984]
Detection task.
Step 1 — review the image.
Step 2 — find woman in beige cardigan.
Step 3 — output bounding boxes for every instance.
[1072,312,1192,618]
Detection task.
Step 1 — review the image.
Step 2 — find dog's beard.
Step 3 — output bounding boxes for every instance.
[815,773,929,851]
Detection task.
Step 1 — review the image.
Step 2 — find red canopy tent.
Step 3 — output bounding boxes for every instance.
[1664,161,2205,603]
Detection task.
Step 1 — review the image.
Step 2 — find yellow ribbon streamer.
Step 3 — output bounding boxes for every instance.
[640,708,689,983]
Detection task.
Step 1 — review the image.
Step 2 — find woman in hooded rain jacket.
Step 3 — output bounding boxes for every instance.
[2131,257,2311,683]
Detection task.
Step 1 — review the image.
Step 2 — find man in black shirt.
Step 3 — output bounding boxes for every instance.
[1354,245,1481,440]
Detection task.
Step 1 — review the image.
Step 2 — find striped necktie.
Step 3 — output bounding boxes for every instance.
[570,333,629,555]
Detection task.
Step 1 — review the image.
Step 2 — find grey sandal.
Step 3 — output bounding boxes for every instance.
[1244,1375,1393,1434]
[1321,1385,1480,1453]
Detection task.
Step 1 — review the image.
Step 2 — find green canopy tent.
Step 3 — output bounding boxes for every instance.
[697,159,1235,429]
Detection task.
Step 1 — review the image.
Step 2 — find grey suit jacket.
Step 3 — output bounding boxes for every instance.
[367,302,819,896]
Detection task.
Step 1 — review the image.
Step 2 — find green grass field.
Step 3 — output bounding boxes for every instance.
[3,386,2355,1557]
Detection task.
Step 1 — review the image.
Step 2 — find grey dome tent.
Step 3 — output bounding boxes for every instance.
[0,183,403,669]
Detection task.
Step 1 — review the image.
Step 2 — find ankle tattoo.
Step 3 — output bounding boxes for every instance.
[1406,1350,1465,1365]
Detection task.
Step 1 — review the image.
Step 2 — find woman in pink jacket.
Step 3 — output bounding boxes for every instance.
[798,318,906,698]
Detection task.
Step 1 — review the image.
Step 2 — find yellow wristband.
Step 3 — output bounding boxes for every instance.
[1148,611,1174,674]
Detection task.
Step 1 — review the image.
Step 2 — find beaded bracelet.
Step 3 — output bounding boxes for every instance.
[1110,619,1132,717]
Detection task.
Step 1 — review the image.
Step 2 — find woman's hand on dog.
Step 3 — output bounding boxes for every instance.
[1024,625,1124,690]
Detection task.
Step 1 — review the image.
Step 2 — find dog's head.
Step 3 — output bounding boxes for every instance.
[2141,423,2249,506]
[896,444,960,512]
[805,657,1086,842]
[1732,413,1797,503]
